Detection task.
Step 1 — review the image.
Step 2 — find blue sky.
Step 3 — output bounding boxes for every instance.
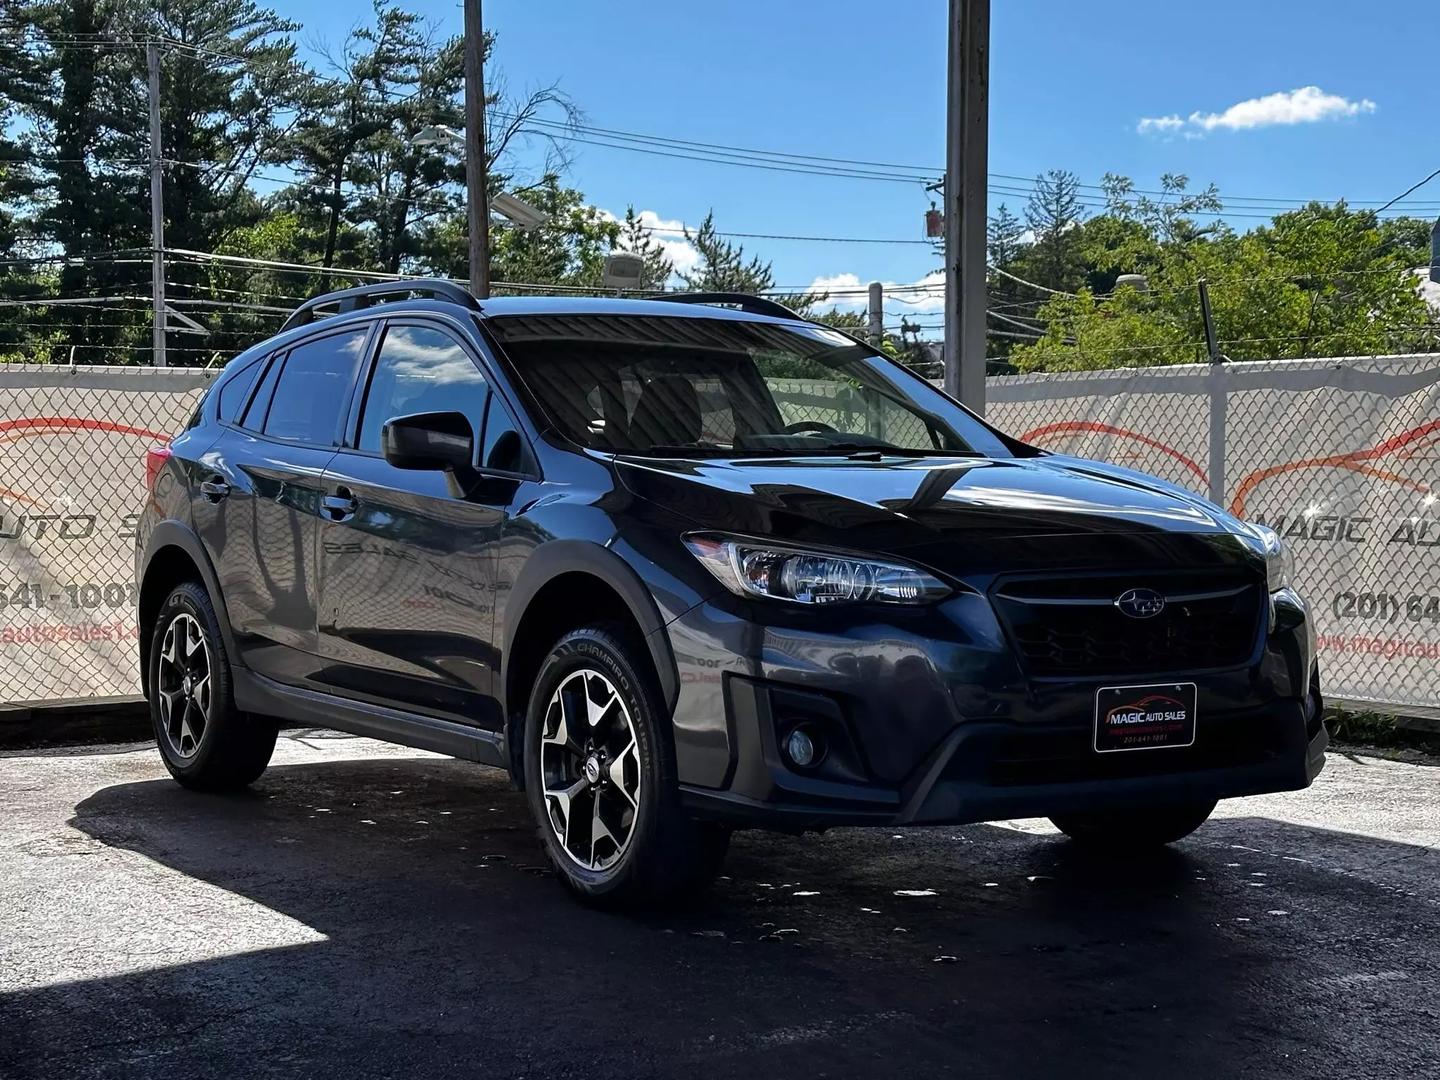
[280,0,1440,310]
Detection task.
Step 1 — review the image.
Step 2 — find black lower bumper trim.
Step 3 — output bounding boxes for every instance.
[682,699,1326,830]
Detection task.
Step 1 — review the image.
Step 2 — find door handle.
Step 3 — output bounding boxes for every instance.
[199,478,230,502]
[321,488,358,522]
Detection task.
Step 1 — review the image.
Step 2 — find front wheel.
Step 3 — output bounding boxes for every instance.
[524,624,728,909]
[1050,799,1217,850]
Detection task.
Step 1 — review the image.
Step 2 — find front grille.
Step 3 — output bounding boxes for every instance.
[992,570,1264,679]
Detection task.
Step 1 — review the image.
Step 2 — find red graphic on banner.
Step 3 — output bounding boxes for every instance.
[1229,419,1439,517]
[1018,421,1210,486]
[0,415,171,511]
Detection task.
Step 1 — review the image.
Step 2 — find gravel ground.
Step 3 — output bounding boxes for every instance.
[2,732,1437,1079]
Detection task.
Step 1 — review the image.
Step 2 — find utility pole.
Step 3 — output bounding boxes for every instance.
[942,0,989,412]
[867,281,884,347]
[1198,279,1221,363]
[146,42,166,368]
[462,0,490,299]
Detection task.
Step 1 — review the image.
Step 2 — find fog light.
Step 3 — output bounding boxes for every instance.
[785,727,818,768]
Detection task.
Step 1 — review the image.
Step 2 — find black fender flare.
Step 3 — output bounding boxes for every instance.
[138,520,243,688]
[500,539,680,745]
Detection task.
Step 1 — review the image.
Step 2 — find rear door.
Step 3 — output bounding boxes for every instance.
[193,324,373,686]
[314,318,520,729]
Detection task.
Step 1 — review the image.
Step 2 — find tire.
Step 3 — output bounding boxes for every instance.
[1050,799,1217,851]
[523,623,729,909]
[147,581,276,791]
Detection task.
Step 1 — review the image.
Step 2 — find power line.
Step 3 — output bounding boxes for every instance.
[505,114,936,181]
[511,113,1440,211]
[11,29,1440,214]
[533,132,933,185]
[1375,167,1440,215]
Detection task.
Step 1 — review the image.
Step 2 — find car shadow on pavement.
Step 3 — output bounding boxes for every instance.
[4,753,1435,1080]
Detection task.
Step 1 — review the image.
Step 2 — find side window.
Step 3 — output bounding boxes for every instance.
[217,355,263,424]
[262,329,370,444]
[481,395,531,473]
[358,324,490,454]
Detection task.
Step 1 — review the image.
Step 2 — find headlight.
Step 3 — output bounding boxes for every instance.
[1251,524,1293,592]
[683,533,950,606]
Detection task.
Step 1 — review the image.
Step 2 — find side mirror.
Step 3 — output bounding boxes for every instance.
[381,411,475,471]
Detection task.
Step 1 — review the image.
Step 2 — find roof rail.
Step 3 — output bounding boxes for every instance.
[280,278,480,333]
[643,291,804,322]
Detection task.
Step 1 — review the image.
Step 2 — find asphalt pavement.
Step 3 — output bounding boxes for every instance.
[2,731,1437,1079]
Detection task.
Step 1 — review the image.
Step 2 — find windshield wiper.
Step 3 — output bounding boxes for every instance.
[763,443,984,459]
[619,443,985,460]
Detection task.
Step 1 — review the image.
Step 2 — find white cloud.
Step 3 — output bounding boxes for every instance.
[807,271,946,315]
[1139,86,1377,138]
[1137,114,1185,135]
[601,207,702,279]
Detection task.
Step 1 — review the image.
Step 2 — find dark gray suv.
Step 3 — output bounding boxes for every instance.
[136,281,1326,907]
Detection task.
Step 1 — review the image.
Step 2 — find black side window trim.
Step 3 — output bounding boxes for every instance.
[236,352,283,433]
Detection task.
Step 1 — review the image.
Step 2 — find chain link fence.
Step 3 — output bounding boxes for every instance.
[1,354,1437,716]
[0,362,213,706]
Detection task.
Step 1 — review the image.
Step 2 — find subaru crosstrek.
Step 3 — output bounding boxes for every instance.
[136,281,1327,907]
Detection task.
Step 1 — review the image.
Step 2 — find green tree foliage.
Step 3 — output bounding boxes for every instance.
[481,175,618,288]
[1004,190,1439,372]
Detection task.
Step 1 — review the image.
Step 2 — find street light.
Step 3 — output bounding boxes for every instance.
[411,125,550,232]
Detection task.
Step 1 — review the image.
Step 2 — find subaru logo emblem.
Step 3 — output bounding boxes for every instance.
[1115,587,1166,619]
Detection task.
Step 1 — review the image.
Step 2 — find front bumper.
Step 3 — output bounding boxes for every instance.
[667,586,1324,830]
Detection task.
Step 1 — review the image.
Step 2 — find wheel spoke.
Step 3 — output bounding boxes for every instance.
[184,619,203,661]
[584,675,621,735]
[607,734,640,810]
[545,674,587,754]
[157,686,178,727]
[161,624,180,667]
[591,792,619,869]
[191,674,211,719]
[177,700,196,751]
[544,776,587,857]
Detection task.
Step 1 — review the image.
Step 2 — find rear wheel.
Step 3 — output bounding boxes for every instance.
[1050,799,1217,850]
[524,624,728,908]
[148,581,276,791]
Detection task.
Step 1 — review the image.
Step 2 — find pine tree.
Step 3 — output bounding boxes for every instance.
[616,207,674,291]
[677,210,820,313]
[986,203,1026,268]
[1024,169,1086,291]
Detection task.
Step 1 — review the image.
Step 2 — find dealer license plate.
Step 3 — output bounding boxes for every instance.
[1094,683,1197,753]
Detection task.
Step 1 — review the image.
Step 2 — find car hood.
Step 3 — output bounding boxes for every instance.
[615,453,1261,578]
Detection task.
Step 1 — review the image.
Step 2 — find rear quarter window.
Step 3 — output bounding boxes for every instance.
[216,355,264,423]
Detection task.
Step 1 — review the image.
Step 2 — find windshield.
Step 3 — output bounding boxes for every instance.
[487,314,1015,458]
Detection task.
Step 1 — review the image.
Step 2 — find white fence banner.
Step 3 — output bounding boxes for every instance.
[0,365,214,706]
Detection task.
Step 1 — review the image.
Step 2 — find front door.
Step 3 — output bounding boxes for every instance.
[315,320,510,728]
